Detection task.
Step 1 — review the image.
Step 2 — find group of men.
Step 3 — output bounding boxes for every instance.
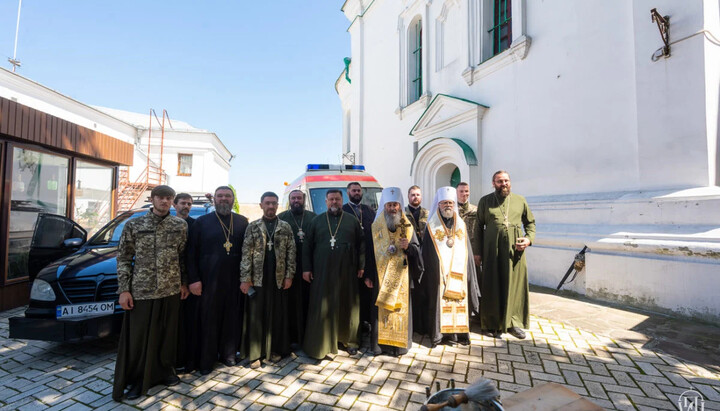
[112,170,536,402]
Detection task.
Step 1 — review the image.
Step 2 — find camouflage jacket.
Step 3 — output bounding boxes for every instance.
[116,210,187,300]
[459,202,479,254]
[405,206,429,242]
[240,218,296,289]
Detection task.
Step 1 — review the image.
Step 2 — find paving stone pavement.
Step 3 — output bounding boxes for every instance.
[1,303,719,410]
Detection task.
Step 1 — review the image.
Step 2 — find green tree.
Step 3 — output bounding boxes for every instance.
[228,184,240,213]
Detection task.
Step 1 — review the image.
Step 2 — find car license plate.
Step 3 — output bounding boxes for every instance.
[56,301,115,319]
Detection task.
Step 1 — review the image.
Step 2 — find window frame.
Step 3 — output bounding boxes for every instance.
[410,18,424,104]
[177,153,193,177]
[489,0,512,56]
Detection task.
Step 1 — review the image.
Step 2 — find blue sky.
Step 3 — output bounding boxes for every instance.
[0,1,350,202]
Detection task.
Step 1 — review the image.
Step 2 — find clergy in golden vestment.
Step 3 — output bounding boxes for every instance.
[369,187,423,356]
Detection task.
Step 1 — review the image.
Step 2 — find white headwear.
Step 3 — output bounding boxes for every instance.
[374,187,405,222]
[428,186,459,220]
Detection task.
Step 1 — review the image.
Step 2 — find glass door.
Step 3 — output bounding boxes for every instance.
[7,146,69,282]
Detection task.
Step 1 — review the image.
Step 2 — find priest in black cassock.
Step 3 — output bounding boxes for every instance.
[277,189,316,348]
[421,186,480,348]
[173,193,198,372]
[342,182,377,342]
[369,187,423,356]
[303,189,365,359]
[187,186,249,374]
[239,192,296,368]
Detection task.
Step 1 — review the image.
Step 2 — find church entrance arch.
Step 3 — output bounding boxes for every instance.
[410,138,476,206]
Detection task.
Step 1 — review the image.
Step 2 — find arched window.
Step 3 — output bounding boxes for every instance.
[408,16,423,104]
[489,0,512,56]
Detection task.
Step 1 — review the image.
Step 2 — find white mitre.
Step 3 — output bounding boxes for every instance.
[374,186,405,222]
[429,186,459,219]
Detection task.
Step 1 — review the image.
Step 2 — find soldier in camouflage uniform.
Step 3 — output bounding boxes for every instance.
[112,185,189,402]
[457,182,479,255]
[405,185,430,334]
[239,192,296,368]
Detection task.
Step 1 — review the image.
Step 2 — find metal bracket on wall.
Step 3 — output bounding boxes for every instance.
[342,152,356,165]
[651,8,670,58]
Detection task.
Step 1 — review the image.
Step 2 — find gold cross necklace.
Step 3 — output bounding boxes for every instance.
[215,211,234,255]
[326,210,344,250]
[494,193,511,229]
[290,211,305,242]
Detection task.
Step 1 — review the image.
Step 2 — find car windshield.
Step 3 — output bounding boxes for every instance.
[86,205,212,246]
[309,187,382,214]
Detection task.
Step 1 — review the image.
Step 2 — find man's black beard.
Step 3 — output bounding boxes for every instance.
[495,187,510,198]
[216,203,232,215]
[349,194,362,204]
[290,203,304,215]
[328,207,342,216]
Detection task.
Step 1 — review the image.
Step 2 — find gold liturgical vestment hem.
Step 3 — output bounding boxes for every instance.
[372,212,412,348]
[427,210,470,334]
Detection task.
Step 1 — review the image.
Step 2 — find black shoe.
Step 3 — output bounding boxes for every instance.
[125,384,141,400]
[508,327,526,339]
[199,368,212,376]
[347,347,358,355]
[492,330,503,339]
[222,358,236,367]
[458,337,470,346]
[164,375,180,387]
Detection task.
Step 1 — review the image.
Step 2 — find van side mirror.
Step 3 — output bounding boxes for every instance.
[63,238,84,248]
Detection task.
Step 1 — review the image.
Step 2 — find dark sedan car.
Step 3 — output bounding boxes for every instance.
[9,204,212,342]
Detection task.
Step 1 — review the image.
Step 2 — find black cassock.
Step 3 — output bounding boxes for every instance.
[421,217,480,346]
[342,202,377,335]
[177,216,197,371]
[187,212,248,371]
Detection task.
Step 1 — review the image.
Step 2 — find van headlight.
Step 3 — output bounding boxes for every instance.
[30,279,56,301]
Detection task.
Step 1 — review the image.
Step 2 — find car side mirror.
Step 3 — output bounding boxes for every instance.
[63,238,84,248]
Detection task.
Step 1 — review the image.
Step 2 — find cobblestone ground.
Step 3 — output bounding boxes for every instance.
[1,306,719,411]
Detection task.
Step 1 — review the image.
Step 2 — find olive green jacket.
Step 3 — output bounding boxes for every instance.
[459,202,479,255]
[240,218,296,288]
[116,210,187,300]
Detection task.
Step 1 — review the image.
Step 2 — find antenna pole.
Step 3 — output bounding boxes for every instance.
[9,0,23,72]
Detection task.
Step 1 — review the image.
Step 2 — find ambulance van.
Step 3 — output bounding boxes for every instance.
[282,164,383,213]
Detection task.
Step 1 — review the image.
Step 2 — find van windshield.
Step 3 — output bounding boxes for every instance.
[309,188,382,214]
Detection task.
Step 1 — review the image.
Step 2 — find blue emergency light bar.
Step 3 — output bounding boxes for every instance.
[306,164,366,171]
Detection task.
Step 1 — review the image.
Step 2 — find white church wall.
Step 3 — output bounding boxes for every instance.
[340,0,720,321]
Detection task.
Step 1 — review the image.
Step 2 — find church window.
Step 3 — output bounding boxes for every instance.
[489,0,512,56]
[178,153,192,176]
[408,16,423,104]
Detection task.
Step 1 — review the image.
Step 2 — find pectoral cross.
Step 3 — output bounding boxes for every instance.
[223,241,232,255]
[267,240,273,251]
[297,229,305,242]
[330,236,337,249]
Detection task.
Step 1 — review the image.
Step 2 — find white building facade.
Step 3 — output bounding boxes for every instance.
[338,0,720,322]
[96,107,232,198]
